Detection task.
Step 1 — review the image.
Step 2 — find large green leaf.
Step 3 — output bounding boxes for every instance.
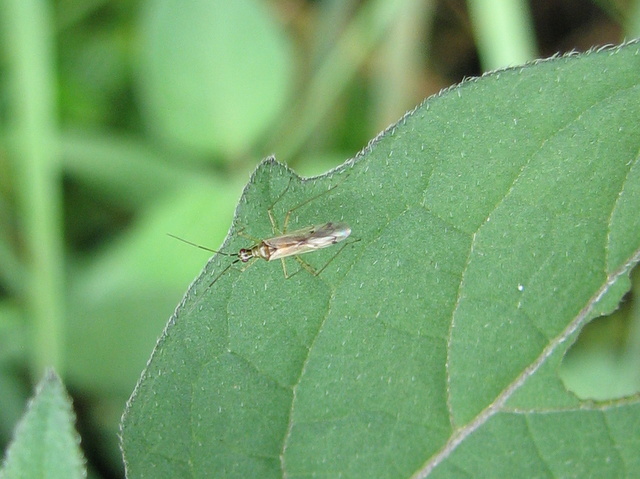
[121,42,640,478]
[0,371,85,479]
[136,0,294,158]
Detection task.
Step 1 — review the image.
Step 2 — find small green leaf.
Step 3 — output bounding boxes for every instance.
[122,42,640,478]
[1,371,85,479]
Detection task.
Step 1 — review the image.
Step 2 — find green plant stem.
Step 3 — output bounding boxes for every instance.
[372,0,434,130]
[269,0,410,160]
[467,0,538,70]
[2,0,65,377]
[627,0,640,37]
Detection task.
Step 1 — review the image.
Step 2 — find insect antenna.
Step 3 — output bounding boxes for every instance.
[167,233,237,258]
[168,233,245,288]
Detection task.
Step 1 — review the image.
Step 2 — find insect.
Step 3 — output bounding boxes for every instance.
[169,178,355,287]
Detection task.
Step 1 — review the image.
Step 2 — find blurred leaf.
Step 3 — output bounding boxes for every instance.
[59,26,129,126]
[0,371,85,479]
[136,0,294,158]
[66,177,241,395]
[0,366,29,445]
[560,266,640,400]
[0,196,25,295]
[122,42,640,478]
[0,302,25,363]
[60,129,200,209]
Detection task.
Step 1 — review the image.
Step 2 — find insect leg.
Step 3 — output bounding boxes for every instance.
[278,256,315,280]
[280,258,290,278]
[208,256,260,288]
[305,240,354,276]
[267,207,282,236]
[266,177,294,234]
[283,238,360,280]
[280,175,348,233]
[236,228,261,243]
[208,260,238,287]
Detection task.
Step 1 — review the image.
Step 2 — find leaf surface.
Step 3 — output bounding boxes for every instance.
[122,42,640,478]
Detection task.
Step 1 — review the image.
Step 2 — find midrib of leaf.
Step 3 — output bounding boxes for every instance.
[256,66,638,477]
[413,246,640,479]
[606,133,640,269]
[428,77,640,476]
[442,78,639,430]
[278,276,347,475]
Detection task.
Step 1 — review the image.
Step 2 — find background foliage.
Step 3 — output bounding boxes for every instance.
[1,1,639,477]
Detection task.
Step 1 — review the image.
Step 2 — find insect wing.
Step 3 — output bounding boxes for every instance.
[265,222,351,261]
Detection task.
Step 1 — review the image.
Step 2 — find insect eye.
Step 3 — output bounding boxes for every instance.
[238,249,251,262]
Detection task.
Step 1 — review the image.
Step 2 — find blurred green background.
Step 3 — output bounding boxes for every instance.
[0,0,639,477]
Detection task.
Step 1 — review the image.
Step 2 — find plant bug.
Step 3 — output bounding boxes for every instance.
[169,176,356,287]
